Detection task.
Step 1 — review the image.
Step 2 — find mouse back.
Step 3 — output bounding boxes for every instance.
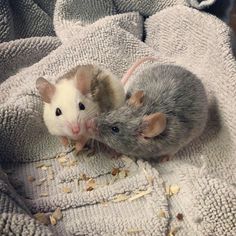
[92,64,208,159]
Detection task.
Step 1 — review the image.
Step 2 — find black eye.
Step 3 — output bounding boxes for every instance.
[56,108,62,116]
[111,126,119,133]
[79,102,85,110]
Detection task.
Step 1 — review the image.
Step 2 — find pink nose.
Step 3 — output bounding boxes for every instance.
[71,125,80,134]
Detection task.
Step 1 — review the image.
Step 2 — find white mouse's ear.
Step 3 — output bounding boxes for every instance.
[128,90,144,107]
[75,65,95,95]
[140,112,166,138]
[36,77,56,103]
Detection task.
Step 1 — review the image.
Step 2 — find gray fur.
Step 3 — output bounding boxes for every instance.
[94,64,208,160]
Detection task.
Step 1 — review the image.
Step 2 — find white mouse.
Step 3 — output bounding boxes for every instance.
[36,64,125,151]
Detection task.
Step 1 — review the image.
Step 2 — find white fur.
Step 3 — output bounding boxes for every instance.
[43,78,99,140]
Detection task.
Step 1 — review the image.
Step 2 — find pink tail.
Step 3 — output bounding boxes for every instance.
[121,56,158,86]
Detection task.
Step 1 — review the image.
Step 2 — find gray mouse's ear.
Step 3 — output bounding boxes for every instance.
[140,112,166,138]
[36,77,56,103]
[128,90,144,107]
[75,65,96,95]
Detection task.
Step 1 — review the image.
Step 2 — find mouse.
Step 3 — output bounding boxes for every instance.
[86,60,208,160]
[36,64,125,152]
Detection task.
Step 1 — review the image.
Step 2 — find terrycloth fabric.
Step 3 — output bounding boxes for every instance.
[0,1,236,236]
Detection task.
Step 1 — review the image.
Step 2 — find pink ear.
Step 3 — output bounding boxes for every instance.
[36,77,56,103]
[75,65,95,95]
[141,112,167,138]
[128,90,144,107]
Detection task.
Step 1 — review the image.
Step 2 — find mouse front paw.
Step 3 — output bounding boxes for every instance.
[60,136,69,147]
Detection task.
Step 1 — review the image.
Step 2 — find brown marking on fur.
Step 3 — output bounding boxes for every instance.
[141,112,167,138]
[90,70,115,112]
[128,90,144,107]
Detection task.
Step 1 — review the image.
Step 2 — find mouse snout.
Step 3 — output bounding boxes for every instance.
[71,124,80,134]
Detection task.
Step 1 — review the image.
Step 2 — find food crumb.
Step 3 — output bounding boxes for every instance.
[158,209,166,218]
[85,178,96,191]
[34,213,50,225]
[41,166,48,171]
[167,227,179,236]
[80,173,90,181]
[128,188,152,201]
[49,215,57,225]
[170,185,180,195]
[165,184,180,196]
[62,186,72,194]
[36,163,45,168]
[52,207,63,220]
[176,213,184,221]
[39,192,49,197]
[112,194,129,202]
[111,168,120,176]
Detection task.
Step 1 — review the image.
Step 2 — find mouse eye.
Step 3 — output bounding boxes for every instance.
[111,126,119,133]
[55,108,62,116]
[79,102,85,110]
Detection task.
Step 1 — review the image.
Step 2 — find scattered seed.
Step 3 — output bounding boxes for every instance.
[111,168,120,176]
[158,209,166,218]
[62,186,72,193]
[39,192,49,197]
[28,176,36,182]
[36,178,47,186]
[143,168,154,186]
[52,208,63,220]
[165,184,180,196]
[57,156,68,165]
[85,178,96,191]
[128,188,152,201]
[176,213,184,221]
[167,227,178,236]
[36,163,45,168]
[112,194,129,202]
[67,159,77,167]
[49,215,57,225]
[170,185,180,195]
[41,166,48,171]
[34,213,50,225]
[80,173,90,181]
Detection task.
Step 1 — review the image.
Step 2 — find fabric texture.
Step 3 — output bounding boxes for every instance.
[0,0,235,235]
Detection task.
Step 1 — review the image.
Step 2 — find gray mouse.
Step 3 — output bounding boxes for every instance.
[86,60,208,160]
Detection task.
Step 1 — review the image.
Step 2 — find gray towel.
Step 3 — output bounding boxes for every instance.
[0,0,235,235]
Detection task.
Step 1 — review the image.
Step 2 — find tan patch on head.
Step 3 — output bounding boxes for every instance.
[141,112,167,138]
[128,90,144,107]
[90,71,115,112]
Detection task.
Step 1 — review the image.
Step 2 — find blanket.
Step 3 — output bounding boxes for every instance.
[0,0,235,235]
